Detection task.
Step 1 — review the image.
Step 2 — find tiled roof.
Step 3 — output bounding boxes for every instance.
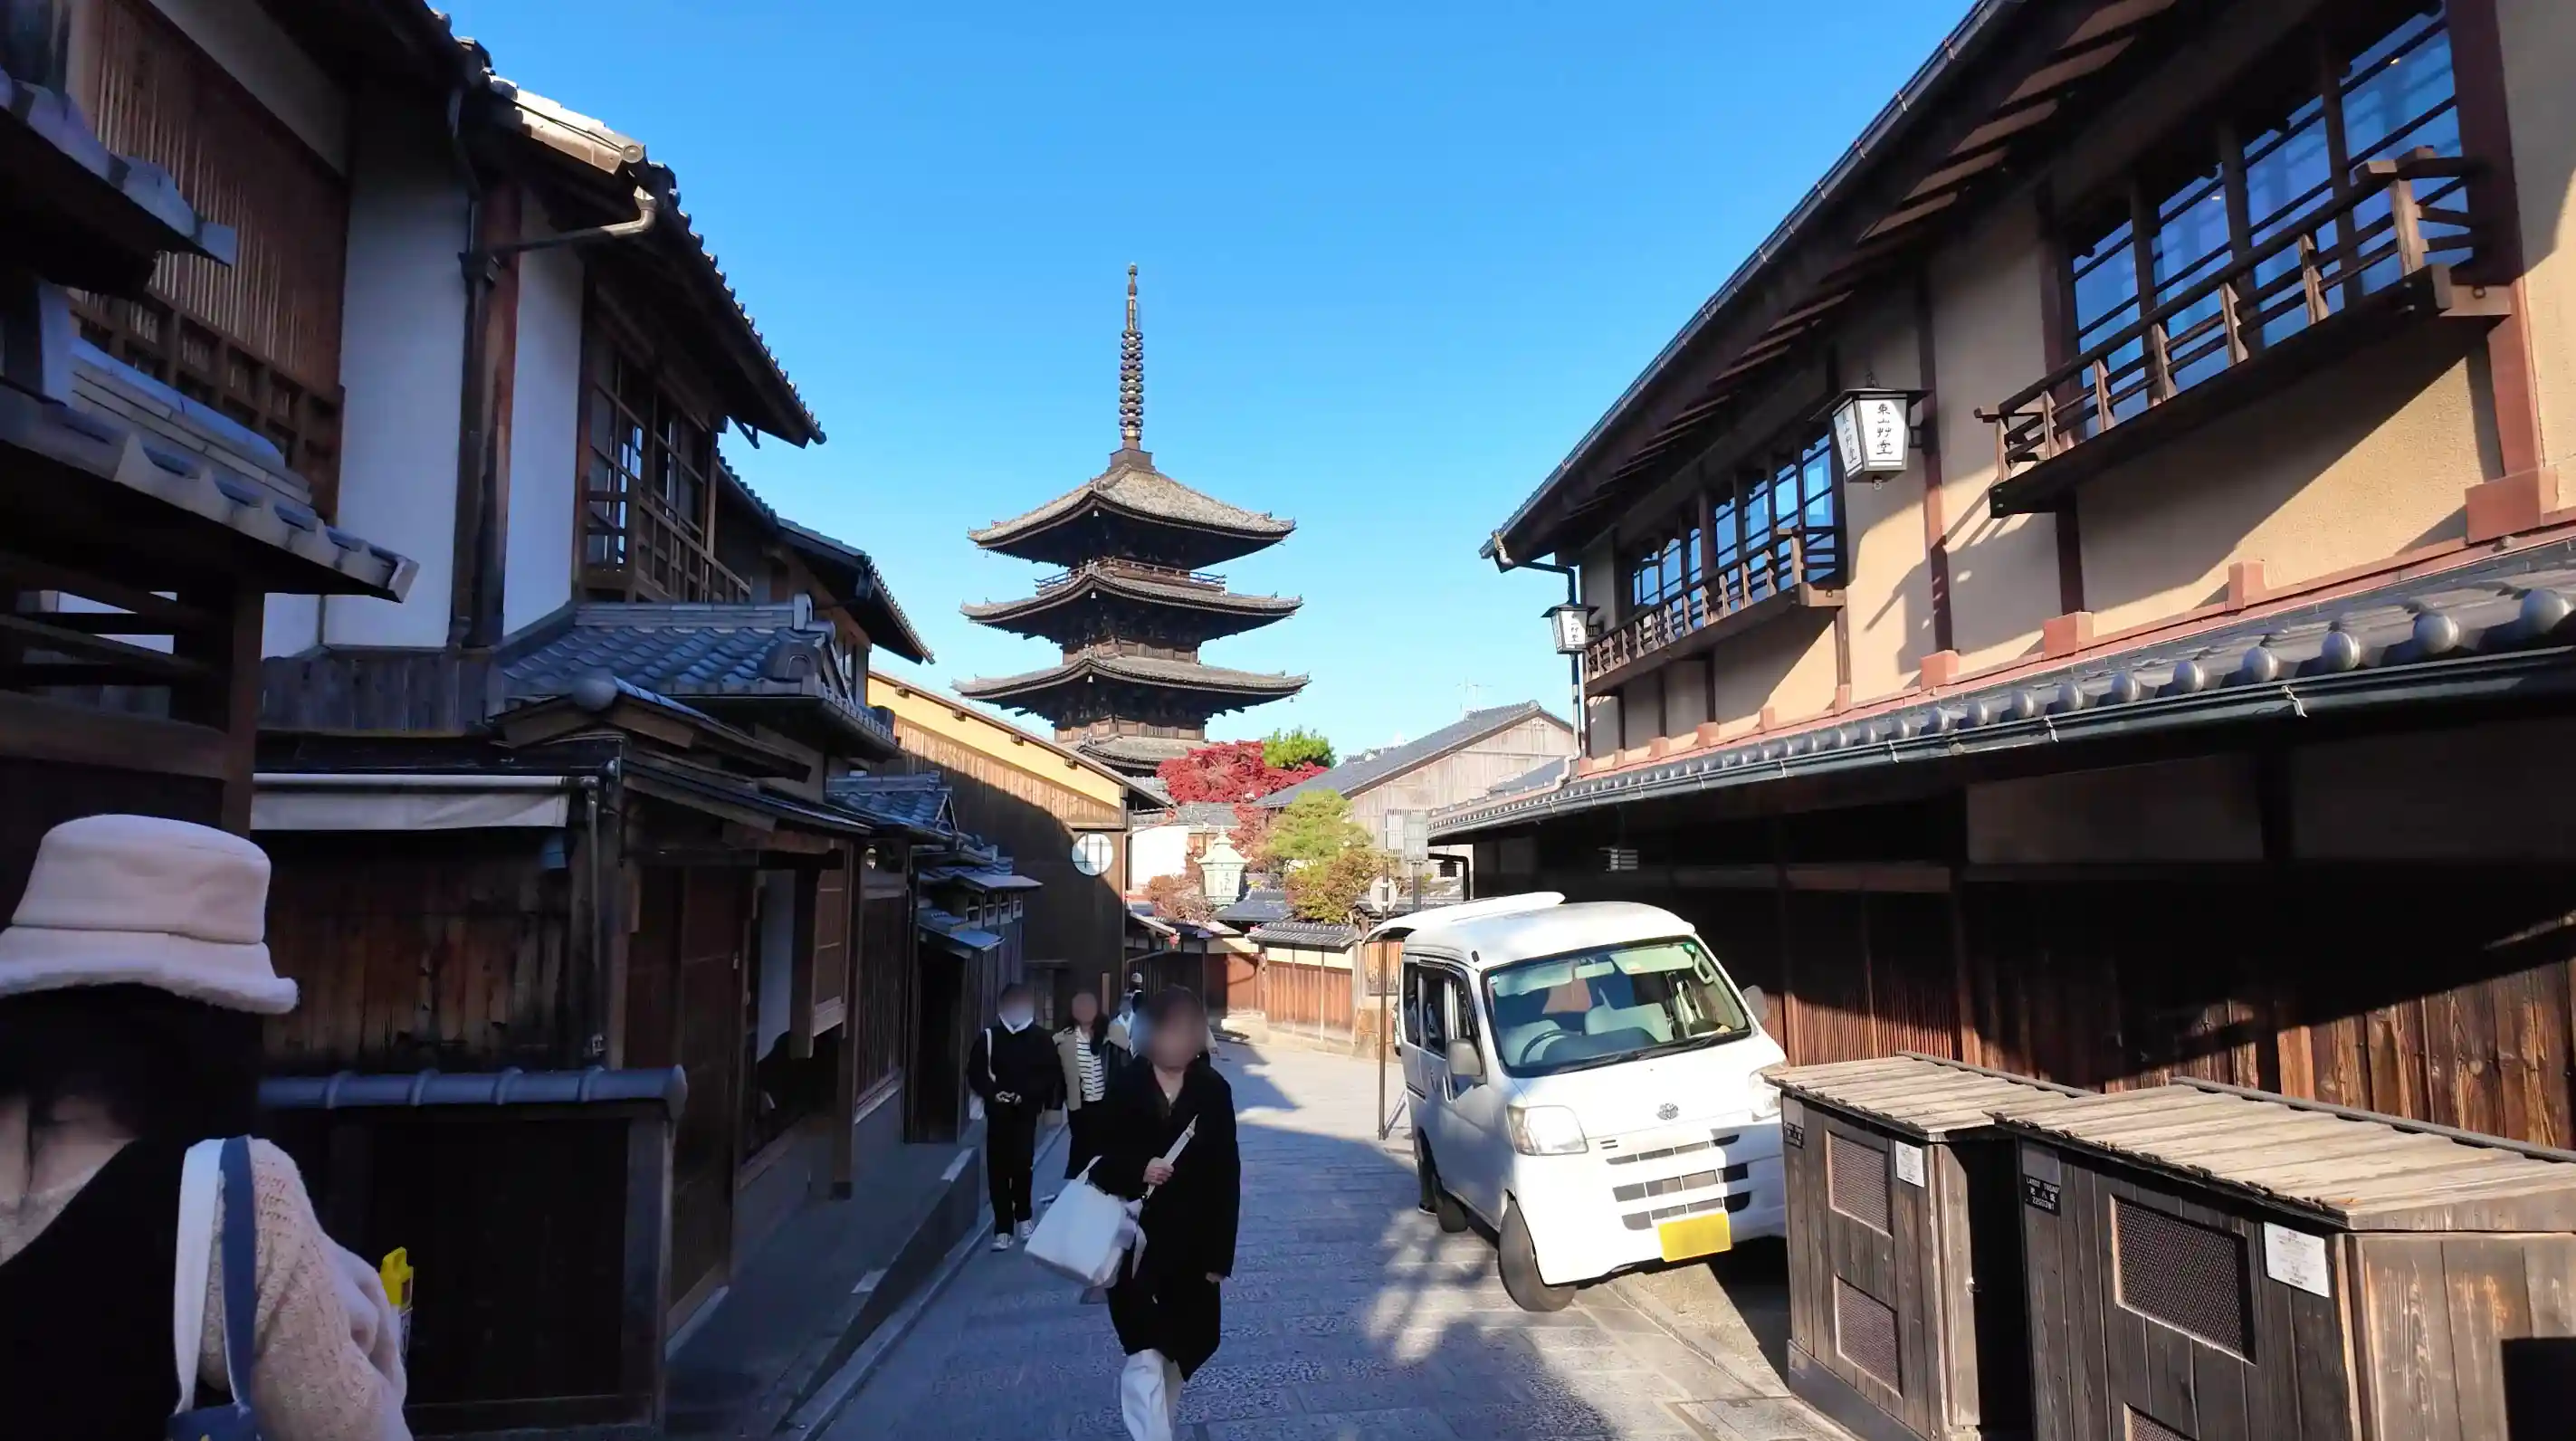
[0,67,234,290]
[1436,539,2576,838]
[500,601,894,753]
[963,572,1300,625]
[1215,889,1291,925]
[1248,921,1360,950]
[1487,757,1571,797]
[4,371,412,601]
[825,772,955,839]
[971,451,1293,548]
[490,81,820,444]
[957,654,1308,703]
[1167,802,1242,829]
[1262,702,1567,808]
[1083,736,1198,769]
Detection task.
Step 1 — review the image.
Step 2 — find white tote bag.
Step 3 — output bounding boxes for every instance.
[1026,1119,1196,1288]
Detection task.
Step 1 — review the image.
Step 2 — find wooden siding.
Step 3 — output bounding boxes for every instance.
[1346,716,1577,835]
[1259,955,1354,1039]
[72,0,348,509]
[263,835,573,1073]
[1522,866,2576,1152]
[887,726,1129,987]
[854,874,911,1099]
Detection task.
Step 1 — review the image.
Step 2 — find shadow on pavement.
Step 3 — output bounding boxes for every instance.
[825,1043,1813,1441]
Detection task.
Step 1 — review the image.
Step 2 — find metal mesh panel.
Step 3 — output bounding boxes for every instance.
[2129,1408,2194,1441]
[1835,1278,1902,1388]
[1827,1130,1891,1232]
[2113,1198,2250,1355]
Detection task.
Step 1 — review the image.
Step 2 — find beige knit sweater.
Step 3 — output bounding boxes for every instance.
[0,1137,407,1441]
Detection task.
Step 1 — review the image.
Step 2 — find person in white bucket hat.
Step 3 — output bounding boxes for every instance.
[0,815,409,1440]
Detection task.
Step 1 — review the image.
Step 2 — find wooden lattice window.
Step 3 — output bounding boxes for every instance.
[580,334,745,603]
[71,0,348,514]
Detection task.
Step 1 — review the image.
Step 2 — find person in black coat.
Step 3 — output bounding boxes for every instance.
[968,983,1060,1249]
[1088,988,1239,1441]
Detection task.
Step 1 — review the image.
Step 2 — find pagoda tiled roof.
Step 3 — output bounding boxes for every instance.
[956,653,1308,706]
[969,449,1293,549]
[962,568,1300,626]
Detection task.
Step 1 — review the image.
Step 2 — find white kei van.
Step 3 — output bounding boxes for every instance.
[1388,894,1786,1311]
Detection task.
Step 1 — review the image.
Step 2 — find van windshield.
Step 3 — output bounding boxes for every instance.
[1482,938,1752,1077]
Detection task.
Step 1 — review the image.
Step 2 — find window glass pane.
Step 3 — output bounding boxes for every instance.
[2070,219,2144,433]
[2153,166,2233,391]
[2341,11,2466,280]
[2245,94,2333,346]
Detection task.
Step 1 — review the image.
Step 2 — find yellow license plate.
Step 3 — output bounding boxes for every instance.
[1657,1210,1733,1263]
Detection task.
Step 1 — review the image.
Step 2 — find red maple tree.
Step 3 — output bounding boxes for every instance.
[1155,740,1322,805]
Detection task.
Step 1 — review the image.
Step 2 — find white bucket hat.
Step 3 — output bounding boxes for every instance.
[0,814,297,1015]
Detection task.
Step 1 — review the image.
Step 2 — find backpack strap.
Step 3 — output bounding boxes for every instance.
[217,1137,259,1407]
[171,1140,222,1417]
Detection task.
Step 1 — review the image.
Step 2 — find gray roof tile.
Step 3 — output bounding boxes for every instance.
[1263,702,1568,807]
[971,452,1293,547]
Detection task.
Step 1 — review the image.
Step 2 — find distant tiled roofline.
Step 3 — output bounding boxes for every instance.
[962,572,1301,625]
[969,450,1294,549]
[1261,701,1569,808]
[956,654,1309,703]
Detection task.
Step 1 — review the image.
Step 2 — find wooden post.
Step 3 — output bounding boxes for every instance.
[622,1110,675,1429]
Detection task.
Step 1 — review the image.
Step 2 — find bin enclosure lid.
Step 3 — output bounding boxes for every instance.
[1993,1078,2576,1233]
[1770,1054,2087,1141]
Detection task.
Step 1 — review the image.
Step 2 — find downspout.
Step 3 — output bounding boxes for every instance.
[446,76,661,650]
[1488,531,1589,759]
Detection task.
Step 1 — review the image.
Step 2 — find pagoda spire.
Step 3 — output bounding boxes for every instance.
[1119,264,1144,452]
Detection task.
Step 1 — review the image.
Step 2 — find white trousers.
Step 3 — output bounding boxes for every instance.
[1119,1349,1184,1441]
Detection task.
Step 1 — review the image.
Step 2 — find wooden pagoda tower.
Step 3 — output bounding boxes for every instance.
[960,268,1305,778]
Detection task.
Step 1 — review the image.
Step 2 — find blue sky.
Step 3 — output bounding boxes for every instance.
[447,1,1966,754]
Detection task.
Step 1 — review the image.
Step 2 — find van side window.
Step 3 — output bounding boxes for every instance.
[1446,972,1479,1048]
[1414,967,1448,1050]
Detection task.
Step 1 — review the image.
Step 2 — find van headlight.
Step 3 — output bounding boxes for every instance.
[1507,1105,1589,1156]
[1745,1075,1781,1120]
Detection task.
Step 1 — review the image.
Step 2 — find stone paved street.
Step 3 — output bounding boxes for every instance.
[821,1044,1846,1441]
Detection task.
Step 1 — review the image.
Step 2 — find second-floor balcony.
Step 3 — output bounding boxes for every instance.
[1585,530,1841,687]
[1983,149,2504,516]
[583,484,751,605]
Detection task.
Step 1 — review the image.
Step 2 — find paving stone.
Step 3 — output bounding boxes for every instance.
[818,1045,1845,1441]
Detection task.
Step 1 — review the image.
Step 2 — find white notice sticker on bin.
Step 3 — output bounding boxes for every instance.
[2264,1224,2330,1297]
[1893,1141,1926,1188]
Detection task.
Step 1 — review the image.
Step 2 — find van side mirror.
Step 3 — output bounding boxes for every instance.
[1741,986,1768,1026]
[1445,1039,1485,1083]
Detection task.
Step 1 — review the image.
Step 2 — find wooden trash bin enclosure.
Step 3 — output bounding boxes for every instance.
[262,1066,687,1439]
[1997,1077,2576,1441]
[1773,1054,2090,1441]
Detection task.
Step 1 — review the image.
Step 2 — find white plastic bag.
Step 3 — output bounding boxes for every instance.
[1025,1120,1196,1287]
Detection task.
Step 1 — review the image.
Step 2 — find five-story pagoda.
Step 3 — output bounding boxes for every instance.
[959,269,1306,778]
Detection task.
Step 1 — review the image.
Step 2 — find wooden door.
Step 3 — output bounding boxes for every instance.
[1794,1111,1917,1427]
[629,867,750,1326]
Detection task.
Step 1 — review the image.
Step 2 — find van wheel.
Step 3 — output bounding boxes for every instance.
[1414,1132,1471,1234]
[1499,1201,1576,1312]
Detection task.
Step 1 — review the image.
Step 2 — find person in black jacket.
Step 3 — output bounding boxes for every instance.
[968,983,1060,1250]
[1089,988,1240,1441]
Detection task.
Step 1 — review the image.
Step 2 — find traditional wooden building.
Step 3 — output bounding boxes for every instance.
[1,5,414,902]
[958,269,1306,779]
[1258,701,1577,862]
[869,671,1159,1038]
[1438,0,2576,1152]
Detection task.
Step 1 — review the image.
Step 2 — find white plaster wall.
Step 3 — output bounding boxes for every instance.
[319,103,467,650]
[1130,823,1190,889]
[502,236,585,635]
[262,592,317,656]
[138,0,348,171]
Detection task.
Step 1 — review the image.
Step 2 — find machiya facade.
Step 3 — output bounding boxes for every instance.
[1440,0,2576,1156]
[959,269,1307,778]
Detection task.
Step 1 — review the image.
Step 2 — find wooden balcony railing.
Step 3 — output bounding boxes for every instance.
[1586,532,1821,681]
[1036,558,1227,595]
[1983,150,2481,491]
[584,487,751,605]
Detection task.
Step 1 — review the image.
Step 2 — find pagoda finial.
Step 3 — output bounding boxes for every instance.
[1119,264,1144,451]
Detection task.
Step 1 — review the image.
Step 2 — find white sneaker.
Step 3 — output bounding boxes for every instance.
[990,1233,1015,1252]
[1015,1220,1035,1240]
